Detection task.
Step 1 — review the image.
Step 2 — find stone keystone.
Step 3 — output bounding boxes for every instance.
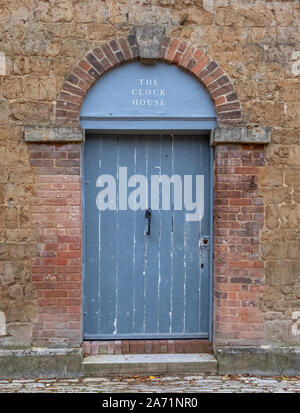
[134,25,166,64]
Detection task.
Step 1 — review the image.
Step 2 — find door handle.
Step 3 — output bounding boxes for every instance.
[145,208,151,235]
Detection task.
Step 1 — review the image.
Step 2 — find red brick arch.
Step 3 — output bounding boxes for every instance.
[55,36,242,127]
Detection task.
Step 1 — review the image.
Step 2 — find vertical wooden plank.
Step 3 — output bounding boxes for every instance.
[98,135,118,334]
[144,135,160,334]
[170,135,185,333]
[199,135,211,334]
[133,135,147,334]
[83,135,100,336]
[158,135,172,333]
[184,136,201,333]
[116,136,135,334]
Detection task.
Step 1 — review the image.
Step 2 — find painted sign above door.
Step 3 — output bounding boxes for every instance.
[131,77,166,108]
[80,62,217,130]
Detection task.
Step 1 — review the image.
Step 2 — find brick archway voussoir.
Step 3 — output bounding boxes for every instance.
[55,36,242,127]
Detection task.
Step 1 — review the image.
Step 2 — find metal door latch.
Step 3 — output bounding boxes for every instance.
[145,208,151,235]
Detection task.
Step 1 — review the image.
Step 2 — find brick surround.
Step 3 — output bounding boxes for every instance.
[27,35,268,349]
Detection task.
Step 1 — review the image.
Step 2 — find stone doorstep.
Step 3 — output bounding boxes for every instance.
[82,353,218,376]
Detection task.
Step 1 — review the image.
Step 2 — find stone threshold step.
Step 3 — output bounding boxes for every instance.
[83,353,217,376]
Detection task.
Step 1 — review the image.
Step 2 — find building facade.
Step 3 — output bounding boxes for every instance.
[0,0,299,376]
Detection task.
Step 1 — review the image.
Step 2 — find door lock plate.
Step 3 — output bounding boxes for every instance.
[199,237,210,248]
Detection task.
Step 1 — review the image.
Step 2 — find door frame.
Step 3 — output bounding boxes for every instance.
[81,129,214,342]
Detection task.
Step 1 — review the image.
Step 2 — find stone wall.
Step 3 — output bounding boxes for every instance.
[0,125,37,346]
[0,0,299,347]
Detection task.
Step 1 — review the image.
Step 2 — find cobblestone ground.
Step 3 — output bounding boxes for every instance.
[0,375,299,393]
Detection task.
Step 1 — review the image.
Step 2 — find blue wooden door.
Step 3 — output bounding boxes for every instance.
[83,134,211,339]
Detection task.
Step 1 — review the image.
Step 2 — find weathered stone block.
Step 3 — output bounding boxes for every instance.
[0,348,82,379]
[217,346,300,376]
[7,285,24,300]
[265,205,280,230]
[8,167,34,184]
[246,102,285,125]
[4,243,35,259]
[0,261,27,286]
[6,302,37,324]
[293,189,300,203]
[291,312,300,341]
[267,145,300,168]
[50,57,75,76]
[265,260,297,286]
[0,312,6,336]
[0,100,9,123]
[87,24,116,41]
[265,320,290,344]
[211,127,271,145]
[6,183,32,204]
[10,101,54,123]
[1,77,23,99]
[0,207,5,229]
[0,125,23,142]
[285,169,300,187]
[19,206,31,229]
[279,204,299,228]
[24,126,84,142]
[60,38,90,58]
[5,229,35,243]
[73,0,106,23]
[0,323,32,347]
[0,168,8,184]
[5,207,18,229]
[260,188,292,205]
[0,185,4,204]
[6,141,29,167]
[262,241,289,260]
[287,241,300,260]
[23,77,58,100]
[34,1,74,23]
[259,168,283,188]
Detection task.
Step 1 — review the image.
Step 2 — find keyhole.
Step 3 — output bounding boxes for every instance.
[201,263,204,268]
[203,239,208,245]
